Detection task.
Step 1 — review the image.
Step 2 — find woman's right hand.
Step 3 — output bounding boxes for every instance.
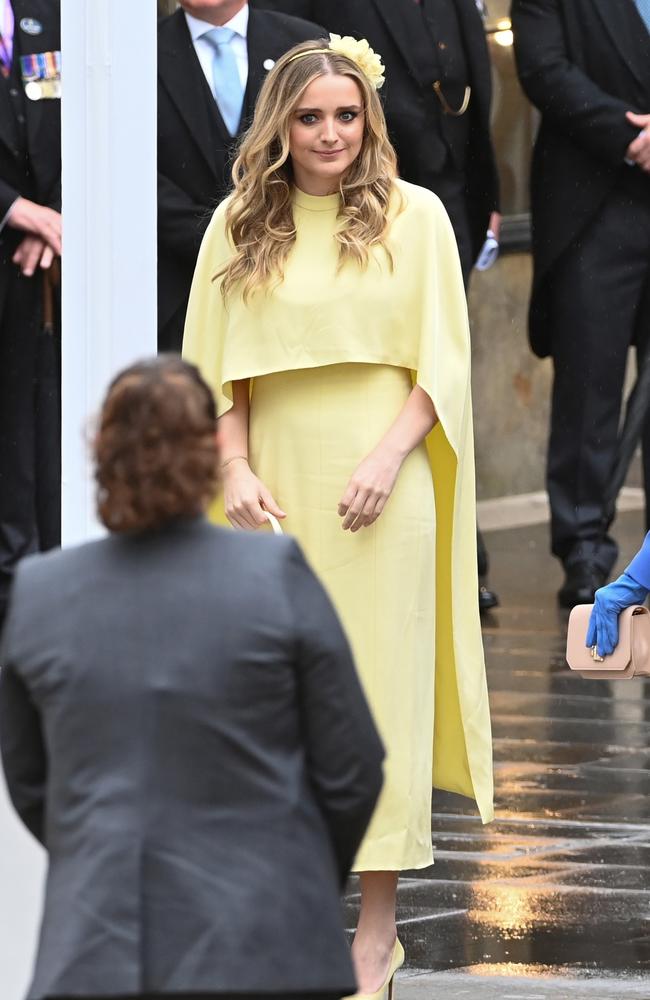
[222,458,286,531]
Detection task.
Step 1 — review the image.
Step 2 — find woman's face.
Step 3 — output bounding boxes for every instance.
[288,73,365,196]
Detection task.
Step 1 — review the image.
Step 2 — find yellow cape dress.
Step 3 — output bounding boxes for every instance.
[183,178,494,871]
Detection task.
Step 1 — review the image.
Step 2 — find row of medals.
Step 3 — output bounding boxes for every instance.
[20,51,61,101]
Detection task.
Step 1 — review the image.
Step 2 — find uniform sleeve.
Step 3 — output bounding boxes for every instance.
[182,201,236,416]
[0,595,47,846]
[284,540,384,884]
[512,0,639,166]
[0,180,20,224]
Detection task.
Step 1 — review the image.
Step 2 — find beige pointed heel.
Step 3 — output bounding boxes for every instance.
[344,937,405,1000]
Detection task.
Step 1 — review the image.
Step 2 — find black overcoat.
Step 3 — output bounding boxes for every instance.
[251,0,499,260]
[512,0,650,356]
[0,519,384,999]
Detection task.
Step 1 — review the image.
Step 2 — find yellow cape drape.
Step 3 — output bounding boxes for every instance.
[183,178,494,823]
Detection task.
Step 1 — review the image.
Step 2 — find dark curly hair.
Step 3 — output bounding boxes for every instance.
[95,356,219,533]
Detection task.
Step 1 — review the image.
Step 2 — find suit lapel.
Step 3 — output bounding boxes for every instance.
[242,11,268,127]
[372,0,431,86]
[592,0,650,91]
[158,10,230,177]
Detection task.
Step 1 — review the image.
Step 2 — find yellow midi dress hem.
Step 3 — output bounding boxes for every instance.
[249,363,436,873]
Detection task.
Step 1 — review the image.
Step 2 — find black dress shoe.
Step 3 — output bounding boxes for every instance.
[479,582,500,613]
[558,562,607,609]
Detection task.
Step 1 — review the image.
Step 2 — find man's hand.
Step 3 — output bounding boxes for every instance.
[625,112,650,173]
[12,235,56,277]
[6,197,62,254]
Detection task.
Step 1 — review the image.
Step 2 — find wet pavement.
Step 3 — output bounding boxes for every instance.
[3,510,650,999]
[344,510,650,997]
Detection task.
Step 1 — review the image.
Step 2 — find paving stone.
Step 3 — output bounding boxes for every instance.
[396,968,650,999]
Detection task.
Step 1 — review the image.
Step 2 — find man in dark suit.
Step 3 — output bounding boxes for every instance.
[251,0,501,610]
[0,355,383,1000]
[251,0,500,284]
[0,0,61,636]
[512,0,650,607]
[158,0,323,352]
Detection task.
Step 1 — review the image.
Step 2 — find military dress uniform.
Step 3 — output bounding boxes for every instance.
[0,0,61,634]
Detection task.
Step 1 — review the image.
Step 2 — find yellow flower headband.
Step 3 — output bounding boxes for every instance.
[287,33,386,90]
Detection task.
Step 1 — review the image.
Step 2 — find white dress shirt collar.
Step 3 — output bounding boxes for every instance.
[184,4,249,43]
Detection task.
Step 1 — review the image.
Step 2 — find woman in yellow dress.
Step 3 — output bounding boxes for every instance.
[183,36,493,1000]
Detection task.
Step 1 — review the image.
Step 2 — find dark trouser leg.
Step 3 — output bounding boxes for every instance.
[476,528,489,577]
[0,265,60,629]
[547,183,650,574]
[34,316,61,551]
[636,277,650,533]
[0,269,40,628]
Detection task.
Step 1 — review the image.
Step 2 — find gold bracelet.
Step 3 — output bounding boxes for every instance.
[220,455,248,469]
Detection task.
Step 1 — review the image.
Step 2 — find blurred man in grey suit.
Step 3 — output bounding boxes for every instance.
[0,356,383,1000]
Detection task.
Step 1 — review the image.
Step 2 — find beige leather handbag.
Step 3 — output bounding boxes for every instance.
[566,604,650,679]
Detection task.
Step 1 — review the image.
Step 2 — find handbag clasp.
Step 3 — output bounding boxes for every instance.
[590,645,605,662]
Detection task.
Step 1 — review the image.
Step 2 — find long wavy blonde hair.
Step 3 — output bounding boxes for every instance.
[216,40,399,301]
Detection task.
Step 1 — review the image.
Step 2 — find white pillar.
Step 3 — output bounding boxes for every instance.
[0,771,46,1000]
[0,5,158,998]
[61,0,158,545]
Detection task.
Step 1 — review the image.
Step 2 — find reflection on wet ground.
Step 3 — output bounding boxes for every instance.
[344,512,650,995]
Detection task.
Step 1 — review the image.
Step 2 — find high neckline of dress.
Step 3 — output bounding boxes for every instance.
[292,187,341,213]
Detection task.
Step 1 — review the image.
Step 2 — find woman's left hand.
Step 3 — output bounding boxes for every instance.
[586,571,649,657]
[338,446,402,532]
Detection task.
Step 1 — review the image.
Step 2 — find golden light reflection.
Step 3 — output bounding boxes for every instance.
[463,963,561,979]
[493,16,514,48]
[464,828,542,949]
[467,883,537,937]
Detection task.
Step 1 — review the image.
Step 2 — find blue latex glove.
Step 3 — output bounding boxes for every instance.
[586,572,649,657]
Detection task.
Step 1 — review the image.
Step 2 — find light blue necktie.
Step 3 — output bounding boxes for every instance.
[203,26,245,136]
[634,0,650,33]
